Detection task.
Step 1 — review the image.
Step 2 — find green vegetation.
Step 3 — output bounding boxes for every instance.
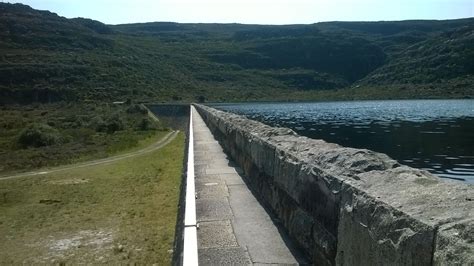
[0,5,192,264]
[0,132,185,264]
[0,103,165,175]
[0,3,472,103]
[17,123,64,148]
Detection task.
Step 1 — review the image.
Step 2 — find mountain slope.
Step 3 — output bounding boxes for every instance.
[0,3,473,103]
[360,25,474,84]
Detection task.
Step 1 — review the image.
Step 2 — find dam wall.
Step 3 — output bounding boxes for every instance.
[147,104,190,130]
[194,104,473,265]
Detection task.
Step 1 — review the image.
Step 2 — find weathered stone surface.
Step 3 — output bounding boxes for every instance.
[350,167,474,265]
[196,198,233,222]
[194,104,474,265]
[434,219,473,265]
[197,220,238,249]
[199,247,252,265]
[220,173,246,185]
[195,182,229,199]
[193,106,300,264]
[337,183,435,265]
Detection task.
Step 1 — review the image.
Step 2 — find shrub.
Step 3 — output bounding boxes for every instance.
[136,117,155,131]
[17,123,63,148]
[105,114,124,134]
[64,127,95,142]
[126,104,148,115]
[91,116,107,132]
[91,114,125,134]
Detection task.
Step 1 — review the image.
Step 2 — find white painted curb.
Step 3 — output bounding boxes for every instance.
[183,106,198,266]
[183,227,198,266]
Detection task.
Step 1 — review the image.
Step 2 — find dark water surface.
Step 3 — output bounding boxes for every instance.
[211,100,474,183]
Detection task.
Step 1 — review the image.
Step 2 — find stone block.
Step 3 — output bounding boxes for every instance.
[434,219,474,265]
[336,184,435,266]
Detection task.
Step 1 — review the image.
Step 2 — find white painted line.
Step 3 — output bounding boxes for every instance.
[185,106,197,227]
[183,106,198,266]
[183,226,198,266]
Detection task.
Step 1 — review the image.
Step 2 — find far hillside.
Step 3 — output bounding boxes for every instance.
[0,3,473,103]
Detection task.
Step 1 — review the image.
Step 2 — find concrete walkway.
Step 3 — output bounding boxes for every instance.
[192,108,303,265]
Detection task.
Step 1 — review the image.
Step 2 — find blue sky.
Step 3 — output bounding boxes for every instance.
[6,0,474,25]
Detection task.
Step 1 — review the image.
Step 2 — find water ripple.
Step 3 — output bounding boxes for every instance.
[212,100,474,183]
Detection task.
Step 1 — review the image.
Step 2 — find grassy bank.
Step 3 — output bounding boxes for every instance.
[0,103,166,175]
[0,131,185,264]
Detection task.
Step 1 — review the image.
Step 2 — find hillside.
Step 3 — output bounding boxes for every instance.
[0,3,473,103]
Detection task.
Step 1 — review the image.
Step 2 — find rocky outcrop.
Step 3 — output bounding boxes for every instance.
[194,104,473,265]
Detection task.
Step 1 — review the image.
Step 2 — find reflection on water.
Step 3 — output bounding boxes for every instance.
[211,100,474,183]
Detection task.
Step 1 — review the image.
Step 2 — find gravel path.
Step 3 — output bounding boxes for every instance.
[0,130,178,181]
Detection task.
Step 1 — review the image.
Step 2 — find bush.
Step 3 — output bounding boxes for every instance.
[91,113,125,134]
[126,104,148,115]
[91,116,107,132]
[136,117,155,131]
[105,114,124,134]
[17,123,63,148]
[64,127,95,142]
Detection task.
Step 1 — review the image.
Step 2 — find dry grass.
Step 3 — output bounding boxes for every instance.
[0,132,185,264]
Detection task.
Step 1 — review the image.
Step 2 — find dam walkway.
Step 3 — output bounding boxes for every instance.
[191,107,303,265]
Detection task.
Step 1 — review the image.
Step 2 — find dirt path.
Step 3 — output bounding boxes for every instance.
[0,130,179,181]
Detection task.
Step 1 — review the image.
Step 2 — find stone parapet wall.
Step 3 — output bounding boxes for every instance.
[194,104,473,266]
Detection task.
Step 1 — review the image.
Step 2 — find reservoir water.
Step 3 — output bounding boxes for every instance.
[211,100,474,184]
